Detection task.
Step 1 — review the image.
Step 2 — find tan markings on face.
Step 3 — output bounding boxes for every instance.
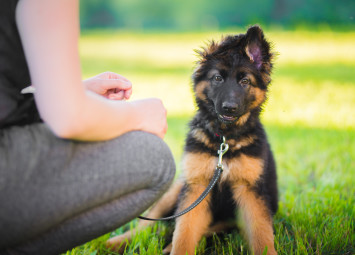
[233,185,277,255]
[250,86,266,109]
[223,154,263,185]
[235,112,251,126]
[237,67,269,100]
[182,152,217,185]
[194,81,209,101]
[243,72,257,85]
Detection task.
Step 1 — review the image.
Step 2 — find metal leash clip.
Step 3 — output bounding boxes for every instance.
[217,136,229,170]
[138,135,229,221]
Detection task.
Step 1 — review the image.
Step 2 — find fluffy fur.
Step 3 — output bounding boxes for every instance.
[107,25,278,255]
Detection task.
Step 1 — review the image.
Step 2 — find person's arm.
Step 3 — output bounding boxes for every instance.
[16,0,167,141]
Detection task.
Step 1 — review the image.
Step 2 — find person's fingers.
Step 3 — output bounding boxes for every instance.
[124,88,133,99]
[100,72,130,82]
[100,78,132,91]
[108,90,125,100]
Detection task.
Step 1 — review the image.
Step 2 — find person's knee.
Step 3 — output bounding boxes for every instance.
[119,131,176,190]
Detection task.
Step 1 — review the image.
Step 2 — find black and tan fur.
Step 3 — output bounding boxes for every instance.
[107,25,278,255]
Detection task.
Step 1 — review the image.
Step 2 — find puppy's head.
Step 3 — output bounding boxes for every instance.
[193,25,274,125]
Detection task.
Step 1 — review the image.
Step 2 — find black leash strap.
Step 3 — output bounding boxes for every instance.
[138,136,229,221]
[138,166,223,221]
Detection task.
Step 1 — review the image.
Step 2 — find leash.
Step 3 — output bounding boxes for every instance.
[138,136,229,221]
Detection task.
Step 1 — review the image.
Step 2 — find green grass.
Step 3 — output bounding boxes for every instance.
[65,29,354,254]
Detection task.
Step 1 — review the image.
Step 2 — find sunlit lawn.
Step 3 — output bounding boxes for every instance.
[65,28,354,254]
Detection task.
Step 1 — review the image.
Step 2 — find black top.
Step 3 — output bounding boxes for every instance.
[0,0,41,129]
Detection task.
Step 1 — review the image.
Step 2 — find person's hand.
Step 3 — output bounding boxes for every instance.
[131,98,168,139]
[83,72,132,100]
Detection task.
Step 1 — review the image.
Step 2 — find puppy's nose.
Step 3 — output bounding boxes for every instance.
[222,102,238,113]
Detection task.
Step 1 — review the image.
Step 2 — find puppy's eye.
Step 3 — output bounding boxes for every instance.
[240,78,250,87]
[214,75,223,82]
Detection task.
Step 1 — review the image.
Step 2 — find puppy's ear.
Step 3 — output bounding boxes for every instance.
[244,25,271,70]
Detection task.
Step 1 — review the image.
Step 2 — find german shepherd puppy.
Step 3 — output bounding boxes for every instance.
[107,25,278,255]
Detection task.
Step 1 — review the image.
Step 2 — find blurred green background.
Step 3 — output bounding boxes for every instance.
[79,0,355,30]
[73,1,354,254]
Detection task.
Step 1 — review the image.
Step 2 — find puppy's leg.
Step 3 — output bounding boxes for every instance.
[162,242,172,254]
[233,184,277,255]
[170,183,213,255]
[106,180,183,251]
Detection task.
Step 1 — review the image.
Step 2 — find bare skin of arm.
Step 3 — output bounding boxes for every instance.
[16,0,167,141]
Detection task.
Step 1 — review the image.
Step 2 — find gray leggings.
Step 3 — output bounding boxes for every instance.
[0,124,175,254]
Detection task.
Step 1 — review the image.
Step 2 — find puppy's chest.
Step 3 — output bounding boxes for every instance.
[222,155,264,185]
[183,150,264,186]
